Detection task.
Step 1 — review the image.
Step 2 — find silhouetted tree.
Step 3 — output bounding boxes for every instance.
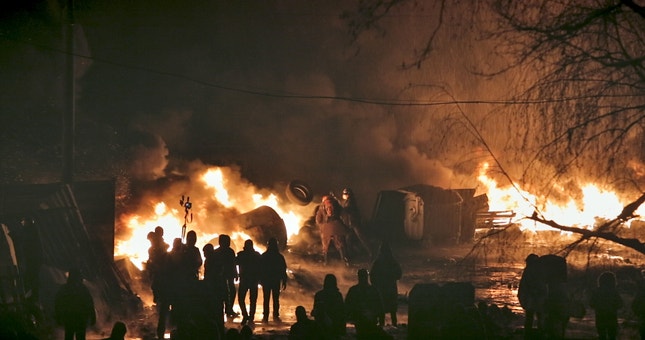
[342,0,645,255]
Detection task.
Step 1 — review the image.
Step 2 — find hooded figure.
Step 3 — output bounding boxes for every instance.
[345,269,385,339]
[54,268,96,340]
[369,241,402,326]
[312,273,346,338]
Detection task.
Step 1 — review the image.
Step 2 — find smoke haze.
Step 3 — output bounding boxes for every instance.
[2,0,643,217]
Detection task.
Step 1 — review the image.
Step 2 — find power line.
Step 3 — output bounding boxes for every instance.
[1,33,638,107]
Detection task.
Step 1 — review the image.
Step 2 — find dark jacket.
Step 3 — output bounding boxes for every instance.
[370,248,402,311]
[237,248,262,283]
[260,246,287,286]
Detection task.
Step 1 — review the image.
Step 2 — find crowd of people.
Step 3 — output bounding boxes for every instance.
[138,221,402,339]
[17,187,645,340]
[42,186,404,340]
[143,227,290,339]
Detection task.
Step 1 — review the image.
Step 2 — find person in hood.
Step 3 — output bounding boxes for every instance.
[54,268,96,340]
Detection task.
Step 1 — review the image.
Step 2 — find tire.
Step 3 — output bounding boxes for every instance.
[286,180,313,206]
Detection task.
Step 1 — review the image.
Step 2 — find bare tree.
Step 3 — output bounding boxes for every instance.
[342,0,645,254]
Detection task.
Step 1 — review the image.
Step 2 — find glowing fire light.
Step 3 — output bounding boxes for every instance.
[115,165,312,271]
[477,162,645,232]
[203,168,233,208]
[116,162,645,272]
[115,202,184,269]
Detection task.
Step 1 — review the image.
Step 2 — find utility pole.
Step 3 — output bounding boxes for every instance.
[62,0,75,184]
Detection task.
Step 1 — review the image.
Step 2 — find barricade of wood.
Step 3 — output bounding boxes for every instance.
[475,210,516,228]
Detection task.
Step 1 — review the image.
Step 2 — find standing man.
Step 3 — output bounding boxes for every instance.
[173,231,202,336]
[312,273,346,339]
[260,238,288,323]
[202,243,226,339]
[345,269,385,339]
[146,227,169,306]
[54,268,96,340]
[590,272,623,340]
[182,230,203,281]
[316,195,350,266]
[369,241,402,327]
[518,253,547,337]
[212,234,239,318]
[340,188,373,259]
[237,239,262,325]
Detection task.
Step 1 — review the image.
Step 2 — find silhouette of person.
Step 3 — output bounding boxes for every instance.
[260,237,288,323]
[173,231,203,335]
[540,254,569,339]
[183,279,223,340]
[146,227,170,305]
[237,239,262,324]
[590,271,623,340]
[54,268,96,340]
[369,241,402,326]
[240,324,253,340]
[158,237,183,339]
[632,270,645,340]
[316,195,350,266]
[102,321,126,340]
[213,234,239,318]
[289,305,323,340]
[154,226,170,251]
[202,243,226,339]
[340,188,373,259]
[182,230,203,281]
[312,273,346,339]
[344,268,385,339]
[518,253,547,337]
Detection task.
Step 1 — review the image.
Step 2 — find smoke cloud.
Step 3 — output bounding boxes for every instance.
[2,0,642,218]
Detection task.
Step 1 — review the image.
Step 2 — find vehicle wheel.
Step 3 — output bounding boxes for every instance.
[286,180,313,206]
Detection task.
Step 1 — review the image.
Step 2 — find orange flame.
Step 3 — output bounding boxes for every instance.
[477,162,645,232]
[115,165,312,270]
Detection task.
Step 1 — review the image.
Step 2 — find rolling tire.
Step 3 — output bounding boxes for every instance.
[286,180,313,206]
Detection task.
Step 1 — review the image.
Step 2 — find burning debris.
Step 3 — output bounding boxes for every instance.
[3,161,645,339]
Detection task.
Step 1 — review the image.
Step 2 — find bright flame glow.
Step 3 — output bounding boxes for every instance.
[115,165,311,271]
[477,162,645,232]
[203,168,233,208]
[115,202,183,269]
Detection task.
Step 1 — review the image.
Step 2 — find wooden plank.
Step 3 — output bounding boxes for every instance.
[475,210,516,228]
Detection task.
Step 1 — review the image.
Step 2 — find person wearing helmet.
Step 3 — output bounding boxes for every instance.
[340,188,373,259]
[315,194,350,266]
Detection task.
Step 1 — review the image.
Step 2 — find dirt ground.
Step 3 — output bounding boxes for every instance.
[63,230,645,339]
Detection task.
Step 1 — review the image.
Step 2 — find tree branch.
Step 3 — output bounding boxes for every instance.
[527,192,645,255]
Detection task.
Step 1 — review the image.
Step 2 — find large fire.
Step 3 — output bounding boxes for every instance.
[477,162,645,232]
[115,167,311,270]
[115,163,645,271]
